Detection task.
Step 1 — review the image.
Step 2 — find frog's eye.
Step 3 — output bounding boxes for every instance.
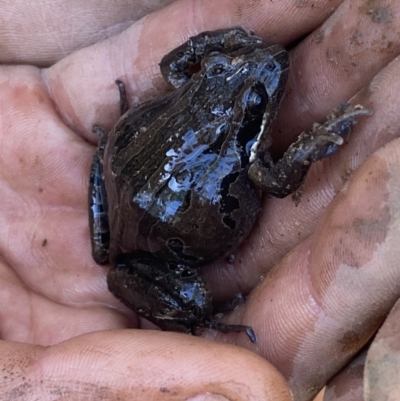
[244,84,268,117]
[264,61,276,72]
[210,63,225,75]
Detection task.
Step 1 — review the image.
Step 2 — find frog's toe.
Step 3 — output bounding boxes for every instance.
[198,319,257,343]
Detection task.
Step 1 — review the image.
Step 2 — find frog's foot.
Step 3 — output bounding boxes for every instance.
[197,320,257,343]
[249,103,372,198]
[306,103,373,158]
[204,293,256,343]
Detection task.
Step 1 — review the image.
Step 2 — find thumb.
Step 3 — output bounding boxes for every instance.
[1,330,293,401]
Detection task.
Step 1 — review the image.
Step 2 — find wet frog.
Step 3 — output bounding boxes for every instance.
[89,28,371,342]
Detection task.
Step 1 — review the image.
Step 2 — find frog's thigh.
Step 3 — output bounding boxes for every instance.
[106,259,212,332]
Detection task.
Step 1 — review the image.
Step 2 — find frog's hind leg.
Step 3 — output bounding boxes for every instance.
[89,125,110,264]
[107,254,257,343]
[107,255,214,334]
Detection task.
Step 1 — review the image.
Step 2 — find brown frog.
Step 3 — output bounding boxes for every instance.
[89,28,372,342]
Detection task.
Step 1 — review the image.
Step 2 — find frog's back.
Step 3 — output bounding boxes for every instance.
[103,82,262,265]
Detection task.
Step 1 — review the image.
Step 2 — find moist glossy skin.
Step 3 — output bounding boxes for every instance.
[89,28,372,341]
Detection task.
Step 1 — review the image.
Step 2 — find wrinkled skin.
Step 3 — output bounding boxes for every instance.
[1,1,400,401]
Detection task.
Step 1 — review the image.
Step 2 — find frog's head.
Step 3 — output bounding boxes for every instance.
[203,43,289,115]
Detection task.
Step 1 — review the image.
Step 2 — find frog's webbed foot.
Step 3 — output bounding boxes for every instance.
[249,103,373,198]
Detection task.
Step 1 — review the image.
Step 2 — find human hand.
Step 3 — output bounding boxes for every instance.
[1,1,399,400]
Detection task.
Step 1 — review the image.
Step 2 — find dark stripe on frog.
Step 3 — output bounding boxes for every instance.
[112,86,194,186]
[112,87,190,170]
[117,110,193,194]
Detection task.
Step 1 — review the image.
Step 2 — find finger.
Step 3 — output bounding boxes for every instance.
[205,47,400,300]
[42,0,345,138]
[324,348,367,401]
[364,299,400,401]
[0,66,92,280]
[0,66,137,341]
[226,137,400,400]
[273,0,400,148]
[0,331,293,401]
[0,0,174,65]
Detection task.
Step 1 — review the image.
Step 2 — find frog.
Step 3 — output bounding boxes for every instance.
[89,28,372,343]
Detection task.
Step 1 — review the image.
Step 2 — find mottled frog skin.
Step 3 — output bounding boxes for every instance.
[89,28,371,342]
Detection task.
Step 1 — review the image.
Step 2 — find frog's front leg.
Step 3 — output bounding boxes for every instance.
[107,254,256,342]
[89,80,130,263]
[89,125,111,264]
[115,80,129,115]
[249,103,373,198]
